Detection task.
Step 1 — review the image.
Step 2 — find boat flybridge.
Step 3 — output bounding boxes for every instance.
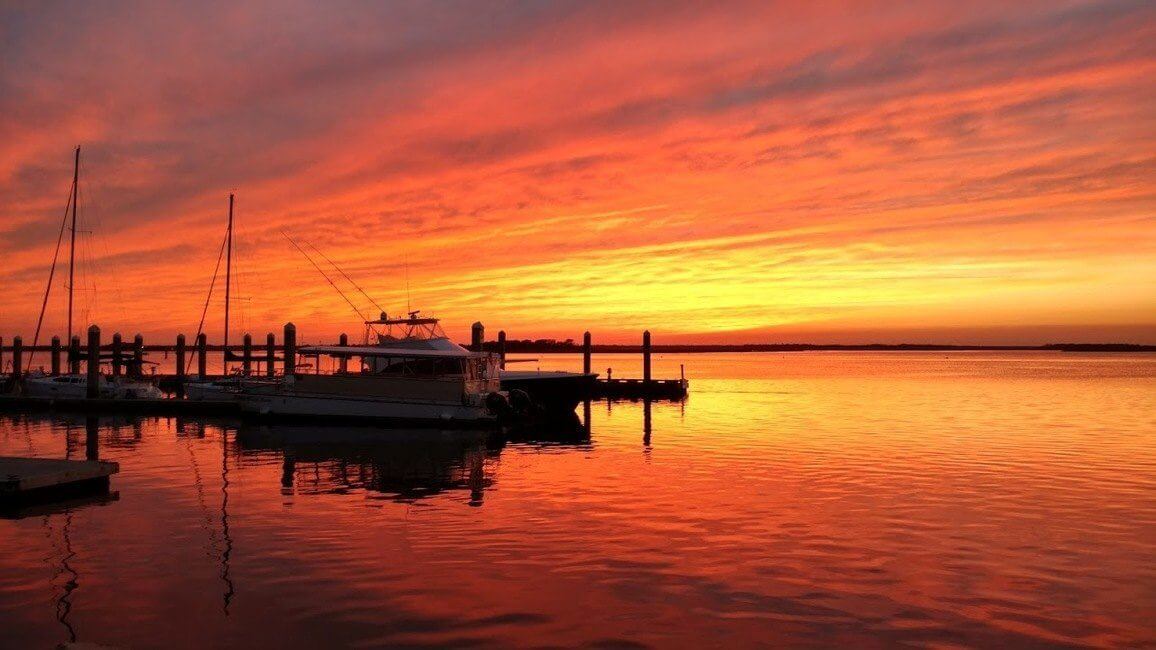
[235,313,504,424]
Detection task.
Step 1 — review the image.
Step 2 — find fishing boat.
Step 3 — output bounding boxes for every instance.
[20,146,162,400]
[235,344,503,424]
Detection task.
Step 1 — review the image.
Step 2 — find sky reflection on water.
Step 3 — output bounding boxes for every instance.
[1,352,1154,648]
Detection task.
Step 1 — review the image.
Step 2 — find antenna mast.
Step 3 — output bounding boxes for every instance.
[67,146,79,343]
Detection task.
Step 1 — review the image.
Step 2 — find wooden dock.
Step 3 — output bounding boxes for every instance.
[594,378,688,399]
[0,456,119,505]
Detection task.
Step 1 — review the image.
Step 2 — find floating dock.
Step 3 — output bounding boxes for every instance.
[0,456,119,506]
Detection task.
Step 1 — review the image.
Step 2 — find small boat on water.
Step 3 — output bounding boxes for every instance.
[24,372,163,400]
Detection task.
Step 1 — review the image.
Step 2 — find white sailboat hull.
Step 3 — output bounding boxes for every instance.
[24,374,164,400]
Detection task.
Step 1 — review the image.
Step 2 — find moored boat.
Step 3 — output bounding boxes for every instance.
[236,345,503,425]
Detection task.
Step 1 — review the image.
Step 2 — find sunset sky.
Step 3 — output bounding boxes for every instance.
[1,1,1153,344]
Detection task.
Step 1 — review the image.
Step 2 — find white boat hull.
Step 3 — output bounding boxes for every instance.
[24,374,164,400]
[238,392,494,424]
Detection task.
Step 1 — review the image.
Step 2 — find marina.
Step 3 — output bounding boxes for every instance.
[0,322,690,424]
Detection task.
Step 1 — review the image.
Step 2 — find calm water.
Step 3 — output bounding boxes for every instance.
[2,352,1154,648]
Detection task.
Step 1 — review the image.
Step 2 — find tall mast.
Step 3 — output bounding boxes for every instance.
[224,193,234,371]
[67,145,79,344]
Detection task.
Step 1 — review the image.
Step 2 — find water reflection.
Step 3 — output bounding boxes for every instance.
[237,424,496,503]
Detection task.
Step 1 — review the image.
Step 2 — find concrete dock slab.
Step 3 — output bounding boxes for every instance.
[0,456,119,505]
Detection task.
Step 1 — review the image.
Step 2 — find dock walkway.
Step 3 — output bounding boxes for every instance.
[0,456,119,505]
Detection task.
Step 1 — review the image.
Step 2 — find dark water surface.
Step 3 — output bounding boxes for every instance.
[2,352,1154,648]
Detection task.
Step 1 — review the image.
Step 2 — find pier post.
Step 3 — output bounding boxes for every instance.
[133,334,144,378]
[242,333,253,375]
[338,333,348,373]
[111,333,123,378]
[0,336,4,376]
[69,336,81,374]
[283,323,296,375]
[86,325,101,399]
[471,322,484,352]
[497,330,506,369]
[583,331,591,375]
[51,336,62,376]
[642,330,652,386]
[266,333,275,377]
[175,334,186,397]
[85,416,100,461]
[12,336,22,382]
[196,333,207,378]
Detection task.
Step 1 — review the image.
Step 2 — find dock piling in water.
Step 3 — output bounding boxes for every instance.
[50,336,61,376]
[338,333,348,373]
[175,334,187,397]
[583,331,592,375]
[86,326,100,399]
[133,334,144,378]
[266,333,275,377]
[111,333,123,378]
[196,333,207,378]
[243,333,253,375]
[497,330,506,369]
[284,323,296,375]
[12,337,22,382]
[69,336,81,374]
[471,322,484,352]
[643,330,652,386]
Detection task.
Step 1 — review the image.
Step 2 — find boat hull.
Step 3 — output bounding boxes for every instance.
[238,392,496,426]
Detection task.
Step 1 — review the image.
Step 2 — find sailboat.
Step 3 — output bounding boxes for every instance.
[185,193,270,401]
[23,147,163,400]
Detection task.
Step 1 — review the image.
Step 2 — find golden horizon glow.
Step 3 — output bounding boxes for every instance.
[1,2,1154,345]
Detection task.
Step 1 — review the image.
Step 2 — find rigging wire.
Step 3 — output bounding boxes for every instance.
[281,232,370,323]
[26,182,75,371]
[304,240,387,316]
[195,225,230,343]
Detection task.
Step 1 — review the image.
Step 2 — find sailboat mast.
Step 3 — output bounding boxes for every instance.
[67,145,79,344]
[224,193,234,371]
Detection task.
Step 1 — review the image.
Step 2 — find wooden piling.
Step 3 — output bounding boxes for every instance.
[86,325,100,399]
[69,336,81,374]
[196,333,207,378]
[642,330,652,386]
[242,333,253,375]
[497,330,506,369]
[338,333,348,373]
[583,331,592,375]
[283,323,296,375]
[175,334,187,398]
[85,416,99,461]
[12,336,22,382]
[133,334,144,378]
[50,336,62,376]
[471,322,484,352]
[0,336,4,375]
[266,333,275,377]
[111,333,123,378]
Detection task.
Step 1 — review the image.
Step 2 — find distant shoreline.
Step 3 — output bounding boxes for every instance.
[474,342,1156,354]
